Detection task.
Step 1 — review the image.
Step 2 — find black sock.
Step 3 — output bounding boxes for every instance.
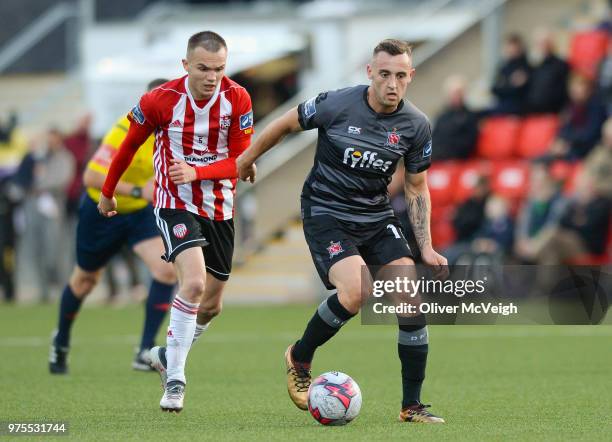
[292,293,355,364]
[55,285,83,348]
[397,318,429,408]
[139,280,174,351]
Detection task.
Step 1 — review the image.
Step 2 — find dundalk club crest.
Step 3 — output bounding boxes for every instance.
[327,241,344,258]
[385,129,401,148]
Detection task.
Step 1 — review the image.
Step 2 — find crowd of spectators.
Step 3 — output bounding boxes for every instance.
[0,114,147,303]
[393,23,611,267]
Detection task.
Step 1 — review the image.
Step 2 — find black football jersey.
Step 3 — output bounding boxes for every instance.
[297,85,432,222]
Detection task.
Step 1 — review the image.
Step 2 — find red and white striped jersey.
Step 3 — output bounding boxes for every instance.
[129,75,253,220]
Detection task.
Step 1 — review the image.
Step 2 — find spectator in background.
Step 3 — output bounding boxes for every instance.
[582,117,612,199]
[514,160,568,263]
[0,111,27,303]
[470,195,514,262]
[18,128,75,302]
[431,75,479,160]
[549,74,607,160]
[452,176,490,242]
[63,113,93,216]
[490,33,532,115]
[536,179,611,264]
[526,29,569,114]
[444,176,490,264]
[596,42,612,115]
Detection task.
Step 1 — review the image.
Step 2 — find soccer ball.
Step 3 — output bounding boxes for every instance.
[308,371,362,426]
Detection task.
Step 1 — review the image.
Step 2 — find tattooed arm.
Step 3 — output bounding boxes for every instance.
[404,169,448,269]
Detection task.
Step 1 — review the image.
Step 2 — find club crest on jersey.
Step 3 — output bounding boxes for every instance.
[423,140,433,158]
[173,223,188,239]
[220,114,231,129]
[385,130,401,148]
[327,241,344,258]
[239,111,253,131]
[129,104,146,125]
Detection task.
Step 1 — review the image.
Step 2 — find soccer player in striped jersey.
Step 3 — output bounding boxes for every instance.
[98,31,255,413]
[49,79,177,375]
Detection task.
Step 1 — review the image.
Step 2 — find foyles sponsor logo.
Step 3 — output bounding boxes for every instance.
[342,147,392,172]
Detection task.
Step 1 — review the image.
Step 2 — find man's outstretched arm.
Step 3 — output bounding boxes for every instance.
[236,107,303,182]
[98,123,152,217]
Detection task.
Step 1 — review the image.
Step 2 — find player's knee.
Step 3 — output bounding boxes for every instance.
[389,256,415,266]
[151,263,177,285]
[198,301,222,321]
[181,277,206,301]
[69,271,99,297]
[336,282,363,314]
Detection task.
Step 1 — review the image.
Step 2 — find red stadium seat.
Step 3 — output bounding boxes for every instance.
[568,30,610,79]
[491,161,530,200]
[431,206,456,249]
[516,114,560,158]
[427,161,458,207]
[562,162,584,194]
[453,160,492,203]
[476,116,521,159]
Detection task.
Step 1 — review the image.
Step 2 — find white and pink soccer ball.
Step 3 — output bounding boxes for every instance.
[308,371,362,426]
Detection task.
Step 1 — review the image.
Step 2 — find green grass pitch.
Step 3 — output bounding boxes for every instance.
[1,304,611,441]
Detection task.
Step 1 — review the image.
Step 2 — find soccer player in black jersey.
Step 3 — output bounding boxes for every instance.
[237,39,447,423]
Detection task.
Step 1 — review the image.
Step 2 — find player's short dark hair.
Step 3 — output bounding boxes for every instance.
[187,31,227,54]
[147,78,168,91]
[373,39,412,57]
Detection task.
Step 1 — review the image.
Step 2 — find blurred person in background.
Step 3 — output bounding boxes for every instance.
[453,177,490,242]
[444,176,490,264]
[514,160,568,263]
[469,195,514,264]
[548,74,607,160]
[63,113,93,216]
[581,117,612,200]
[536,175,611,264]
[49,79,177,375]
[431,75,479,160]
[490,33,531,115]
[17,128,75,303]
[525,29,569,114]
[596,41,612,115]
[0,111,27,303]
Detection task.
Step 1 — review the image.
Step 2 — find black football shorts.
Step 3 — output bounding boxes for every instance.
[154,208,234,281]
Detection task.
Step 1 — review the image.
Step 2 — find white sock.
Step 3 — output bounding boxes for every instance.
[165,296,199,385]
[192,322,210,344]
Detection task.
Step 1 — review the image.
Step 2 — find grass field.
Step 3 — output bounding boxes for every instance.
[1,303,611,441]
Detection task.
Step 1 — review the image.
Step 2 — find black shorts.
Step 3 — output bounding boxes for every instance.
[303,215,413,289]
[76,195,159,272]
[154,208,234,281]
